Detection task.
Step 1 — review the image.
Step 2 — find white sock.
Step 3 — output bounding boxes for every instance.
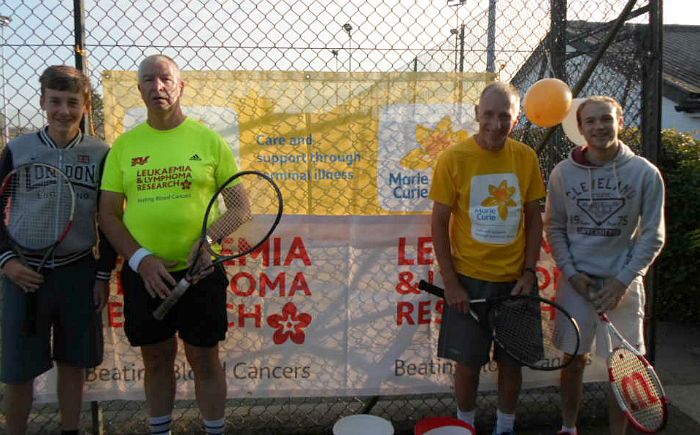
[148,415,172,435]
[495,409,515,433]
[456,408,476,426]
[560,426,577,435]
[203,417,225,434]
[202,417,226,435]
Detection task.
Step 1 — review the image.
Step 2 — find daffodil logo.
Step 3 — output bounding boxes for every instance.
[400,116,469,170]
[481,180,517,220]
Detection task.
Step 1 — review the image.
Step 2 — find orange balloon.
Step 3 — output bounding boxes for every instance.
[524,78,573,128]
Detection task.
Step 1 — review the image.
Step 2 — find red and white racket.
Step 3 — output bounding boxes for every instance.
[600,312,668,433]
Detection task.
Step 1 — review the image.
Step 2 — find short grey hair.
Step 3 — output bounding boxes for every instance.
[479,81,521,107]
[137,54,181,82]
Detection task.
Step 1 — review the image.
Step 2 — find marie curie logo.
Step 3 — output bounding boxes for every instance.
[470,173,522,244]
[377,104,476,212]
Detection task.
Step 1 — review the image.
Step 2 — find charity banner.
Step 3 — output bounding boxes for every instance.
[30,71,606,402]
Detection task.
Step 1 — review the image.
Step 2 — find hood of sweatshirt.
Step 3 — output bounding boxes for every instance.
[566,142,636,205]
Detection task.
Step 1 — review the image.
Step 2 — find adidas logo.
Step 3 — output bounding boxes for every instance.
[189,154,202,161]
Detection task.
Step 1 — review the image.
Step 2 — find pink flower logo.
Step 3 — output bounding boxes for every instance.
[266,302,312,345]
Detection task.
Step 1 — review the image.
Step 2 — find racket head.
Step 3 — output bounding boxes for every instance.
[608,347,668,433]
[202,170,283,260]
[416,280,581,370]
[488,294,581,370]
[0,163,76,252]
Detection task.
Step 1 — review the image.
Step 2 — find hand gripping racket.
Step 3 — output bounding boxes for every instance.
[153,171,283,320]
[599,313,668,432]
[418,279,581,370]
[0,163,76,334]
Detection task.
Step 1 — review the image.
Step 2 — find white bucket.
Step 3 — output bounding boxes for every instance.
[332,414,394,435]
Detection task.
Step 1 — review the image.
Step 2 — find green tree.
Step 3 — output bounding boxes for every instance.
[654,129,700,321]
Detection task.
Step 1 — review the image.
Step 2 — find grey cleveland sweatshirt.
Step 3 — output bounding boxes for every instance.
[544,142,665,286]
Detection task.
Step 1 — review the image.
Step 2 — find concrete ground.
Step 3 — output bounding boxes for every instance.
[0,322,697,434]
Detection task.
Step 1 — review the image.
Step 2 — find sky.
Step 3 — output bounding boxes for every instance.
[663,0,700,25]
[0,0,697,132]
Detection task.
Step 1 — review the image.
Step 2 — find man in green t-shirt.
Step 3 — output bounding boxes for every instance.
[100,55,237,435]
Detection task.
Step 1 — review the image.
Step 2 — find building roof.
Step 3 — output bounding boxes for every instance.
[512,21,700,106]
[663,25,700,113]
[663,25,700,95]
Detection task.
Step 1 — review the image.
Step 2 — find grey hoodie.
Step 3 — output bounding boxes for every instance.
[544,142,665,286]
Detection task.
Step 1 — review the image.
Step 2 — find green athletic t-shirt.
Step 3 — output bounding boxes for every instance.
[101,118,239,270]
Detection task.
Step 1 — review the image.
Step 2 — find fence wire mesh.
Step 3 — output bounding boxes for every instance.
[0,0,655,433]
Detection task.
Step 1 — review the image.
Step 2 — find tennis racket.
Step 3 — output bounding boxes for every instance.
[599,312,668,432]
[153,170,283,320]
[418,279,581,370]
[0,163,76,334]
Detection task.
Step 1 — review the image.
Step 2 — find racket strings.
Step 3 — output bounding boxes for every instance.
[152,172,283,321]
[491,298,574,369]
[490,299,545,364]
[609,348,665,430]
[207,174,281,257]
[2,168,74,251]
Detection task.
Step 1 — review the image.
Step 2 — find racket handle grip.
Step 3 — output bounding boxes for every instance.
[417,280,445,298]
[153,278,192,320]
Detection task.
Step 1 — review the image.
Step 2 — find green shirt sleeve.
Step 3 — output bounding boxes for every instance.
[214,134,239,186]
[100,137,124,193]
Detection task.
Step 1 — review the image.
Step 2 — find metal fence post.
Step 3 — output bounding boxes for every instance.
[641,0,663,365]
[486,0,496,72]
[74,0,103,430]
[550,0,567,81]
[1,14,11,146]
[73,0,92,136]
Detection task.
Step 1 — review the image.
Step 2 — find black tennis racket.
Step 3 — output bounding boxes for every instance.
[0,163,76,334]
[418,279,581,370]
[153,170,283,320]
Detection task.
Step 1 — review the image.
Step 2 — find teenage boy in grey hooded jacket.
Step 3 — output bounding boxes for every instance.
[544,96,665,435]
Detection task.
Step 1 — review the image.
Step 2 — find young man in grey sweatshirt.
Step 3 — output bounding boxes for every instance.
[544,96,665,435]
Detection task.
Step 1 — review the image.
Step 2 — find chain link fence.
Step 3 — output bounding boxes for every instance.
[0,0,658,433]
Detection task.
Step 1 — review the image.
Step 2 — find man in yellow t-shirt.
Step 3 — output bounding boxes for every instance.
[99,55,236,435]
[430,82,545,435]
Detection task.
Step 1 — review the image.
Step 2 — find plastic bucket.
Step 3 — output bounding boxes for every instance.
[333,414,394,435]
[414,416,476,435]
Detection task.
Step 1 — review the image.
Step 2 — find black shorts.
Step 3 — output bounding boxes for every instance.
[1,255,102,383]
[437,274,520,367]
[121,265,228,348]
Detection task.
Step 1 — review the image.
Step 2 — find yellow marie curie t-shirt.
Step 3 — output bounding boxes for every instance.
[429,136,545,282]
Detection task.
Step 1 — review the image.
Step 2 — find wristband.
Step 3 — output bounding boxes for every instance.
[523,267,537,276]
[128,247,152,272]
